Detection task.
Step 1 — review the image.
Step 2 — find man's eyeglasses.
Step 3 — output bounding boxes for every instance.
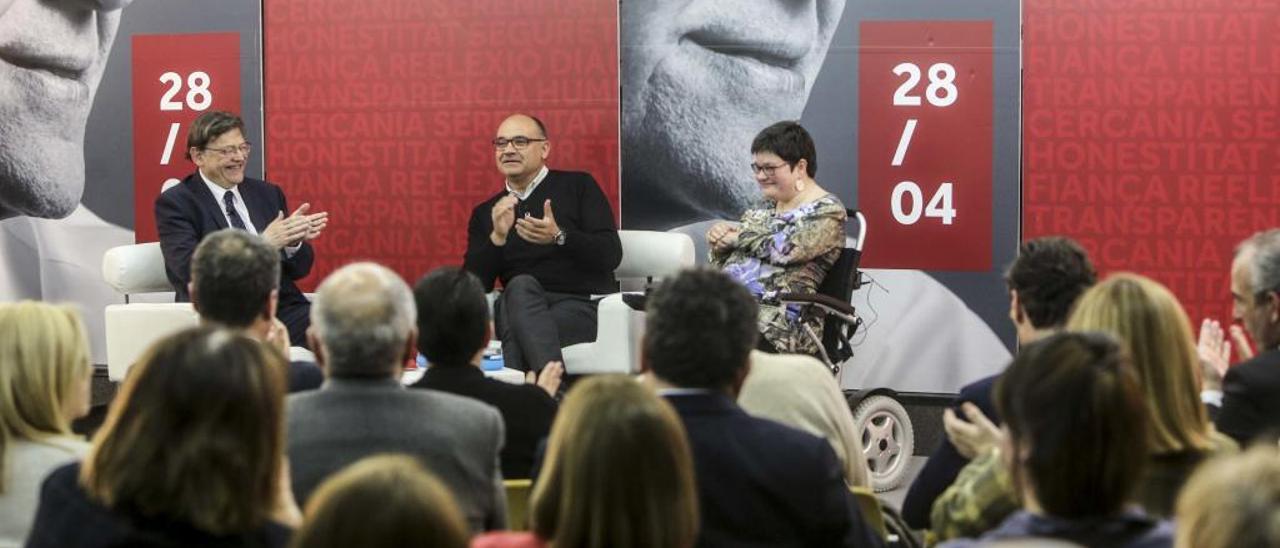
[492,136,547,151]
[750,162,789,176]
[205,142,252,158]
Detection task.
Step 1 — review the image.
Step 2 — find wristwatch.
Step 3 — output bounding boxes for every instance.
[553,229,566,246]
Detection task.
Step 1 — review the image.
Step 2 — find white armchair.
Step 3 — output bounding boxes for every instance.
[101,242,199,380]
[560,230,695,375]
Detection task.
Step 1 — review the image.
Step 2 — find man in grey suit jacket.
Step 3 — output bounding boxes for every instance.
[286,262,506,532]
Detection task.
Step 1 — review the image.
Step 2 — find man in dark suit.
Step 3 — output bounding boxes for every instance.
[901,236,1096,529]
[409,266,561,479]
[189,229,322,392]
[1215,229,1280,445]
[287,262,506,532]
[463,113,622,374]
[642,268,881,548]
[156,110,327,347]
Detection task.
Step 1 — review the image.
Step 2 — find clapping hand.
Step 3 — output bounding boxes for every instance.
[263,203,327,248]
[514,199,561,245]
[525,360,564,398]
[706,221,740,252]
[490,194,518,245]
[943,402,1003,460]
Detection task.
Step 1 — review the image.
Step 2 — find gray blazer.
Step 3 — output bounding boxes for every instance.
[287,377,506,532]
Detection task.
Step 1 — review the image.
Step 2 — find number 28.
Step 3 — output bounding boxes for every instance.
[892,62,957,107]
[159,71,212,111]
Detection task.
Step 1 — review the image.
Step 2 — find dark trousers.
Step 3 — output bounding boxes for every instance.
[278,298,312,348]
[495,275,598,372]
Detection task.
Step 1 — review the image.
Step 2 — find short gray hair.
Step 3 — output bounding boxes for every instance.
[1238,229,1280,301]
[311,263,416,377]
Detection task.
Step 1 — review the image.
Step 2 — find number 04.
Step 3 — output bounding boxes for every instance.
[891,181,956,225]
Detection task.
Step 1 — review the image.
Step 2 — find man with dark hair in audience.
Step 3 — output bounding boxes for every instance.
[642,268,881,548]
[1213,229,1280,444]
[190,229,321,392]
[287,263,506,532]
[902,236,1097,528]
[409,266,561,480]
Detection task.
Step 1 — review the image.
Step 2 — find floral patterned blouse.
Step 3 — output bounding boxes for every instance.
[711,194,847,356]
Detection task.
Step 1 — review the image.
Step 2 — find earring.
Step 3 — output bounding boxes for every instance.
[795,178,806,192]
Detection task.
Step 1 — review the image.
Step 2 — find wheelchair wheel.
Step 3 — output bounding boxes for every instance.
[853,394,915,492]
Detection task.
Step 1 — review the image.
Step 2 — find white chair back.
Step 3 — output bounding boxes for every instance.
[102,242,171,295]
[615,231,695,280]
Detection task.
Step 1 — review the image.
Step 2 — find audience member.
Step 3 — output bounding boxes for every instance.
[26,326,299,547]
[463,114,622,373]
[939,332,1172,548]
[642,268,881,548]
[291,454,469,548]
[473,375,699,548]
[932,274,1234,540]
[409,267,560,480]
[738,351,870,489]
[707,121,847,356]
[156,110,327,346]
[1175,445,1280,548]
[191,229,322,392]
[287,262,506,532]
[1067,274,1236,514]
[0,303,93,546]
[1213,229,1280,444]
[903,236,1096,527]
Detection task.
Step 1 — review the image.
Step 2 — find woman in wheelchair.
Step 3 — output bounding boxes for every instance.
[706,121,846,356]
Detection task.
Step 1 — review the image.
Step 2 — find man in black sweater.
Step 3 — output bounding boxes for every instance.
[463,113,622,373]
[410,266,560,479]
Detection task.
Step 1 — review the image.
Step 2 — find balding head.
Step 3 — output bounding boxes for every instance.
[494,113,550,188]
[310,263,416,377]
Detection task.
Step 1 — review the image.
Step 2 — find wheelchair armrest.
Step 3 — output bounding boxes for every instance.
[777,292,859,323]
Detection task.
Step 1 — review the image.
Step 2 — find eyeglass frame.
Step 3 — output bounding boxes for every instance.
[750,162,790,177]
[203,141,253,158]
[492,136,547,151]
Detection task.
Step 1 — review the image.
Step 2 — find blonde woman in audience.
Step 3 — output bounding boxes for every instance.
[0,302,93,547]
[291,454,469,548]
[26,326,300,547]
[1175,445,1280,548]
[932,274,1235,541]
[738,351,871,489]
[1067,273,1236,515]
[473,375,699,548]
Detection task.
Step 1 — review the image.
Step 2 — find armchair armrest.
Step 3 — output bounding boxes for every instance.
[777,292,858,319]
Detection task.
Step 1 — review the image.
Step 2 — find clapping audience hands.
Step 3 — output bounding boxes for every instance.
[943,402,1003,460]
[526,360,564,398]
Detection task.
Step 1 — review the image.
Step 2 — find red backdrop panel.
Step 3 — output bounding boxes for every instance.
[263,1,620,289]
[1023,0,1280,329]
[859,21,994,271]
[132,33,242,242]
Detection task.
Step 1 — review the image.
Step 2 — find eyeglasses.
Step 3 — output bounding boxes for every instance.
[750,162,789,176]
[492,136,547,151]
[205,142,252,158]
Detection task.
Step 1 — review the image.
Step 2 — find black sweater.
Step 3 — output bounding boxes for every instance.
[463,170,622,295]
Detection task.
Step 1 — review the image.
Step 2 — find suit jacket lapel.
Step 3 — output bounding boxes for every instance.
[185,173,230,230]
[241,179,280,233]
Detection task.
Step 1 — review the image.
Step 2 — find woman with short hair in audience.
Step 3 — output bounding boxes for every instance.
[473,375,699,548]
[932,274,1234,541]
[1175,445,1280,548]
[291,454,469,548]
[940,332,1173,547]
[0,302,94,546]
[738,351,870,489]
[26,326,301,547]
